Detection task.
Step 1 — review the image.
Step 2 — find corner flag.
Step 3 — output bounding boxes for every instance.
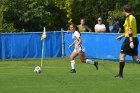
[41,27,46,67]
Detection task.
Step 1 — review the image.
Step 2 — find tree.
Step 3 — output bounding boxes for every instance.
[3,0,51,32]
[1,0,140,32]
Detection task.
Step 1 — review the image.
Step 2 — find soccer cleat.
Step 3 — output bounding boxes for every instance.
[114,74,123,78]
[94,61,98,70]
[70,69,76,73]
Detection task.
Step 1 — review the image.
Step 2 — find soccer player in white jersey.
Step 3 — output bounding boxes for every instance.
[69,23,98,73]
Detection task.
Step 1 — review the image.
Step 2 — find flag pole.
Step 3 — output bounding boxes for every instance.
[41,27,46,67]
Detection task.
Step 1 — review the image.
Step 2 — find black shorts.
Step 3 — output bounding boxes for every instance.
[121,37,139,56]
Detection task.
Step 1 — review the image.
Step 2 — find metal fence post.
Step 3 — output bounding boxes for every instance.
[61,28,65,57]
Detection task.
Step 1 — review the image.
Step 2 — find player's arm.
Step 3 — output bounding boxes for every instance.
[128,17,134,48]
[129,28,133,41]
[76,37,82,48]
[129,28,134,48]
[116,33,125,40]
[69,42,75,48]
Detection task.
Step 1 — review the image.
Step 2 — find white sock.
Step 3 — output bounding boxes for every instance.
[86,59,94,65]
[70,60,75,69]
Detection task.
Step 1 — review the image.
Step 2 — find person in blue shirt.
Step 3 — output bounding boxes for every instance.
[108,16,120,33]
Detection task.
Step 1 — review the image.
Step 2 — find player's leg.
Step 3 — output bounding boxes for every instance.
[132,37,140,64]
[132,56,140,64]
[70,51,78,73]
[79,51,98,70]
[115,53,126,78]
[79,51,86,63]
[115,38,129,78]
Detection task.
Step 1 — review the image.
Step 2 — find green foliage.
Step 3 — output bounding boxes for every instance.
[0,1,4,29]
[0,9,3,29]
[1,0,140,32]
[3,0,51,31]
[54,0,73,27]
[1,23,16,33]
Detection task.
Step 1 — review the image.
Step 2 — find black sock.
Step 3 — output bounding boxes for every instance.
[119,61,125,76]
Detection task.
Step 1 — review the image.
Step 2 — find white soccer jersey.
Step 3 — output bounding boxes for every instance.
[72,31,80,45]
[72,31,85,53]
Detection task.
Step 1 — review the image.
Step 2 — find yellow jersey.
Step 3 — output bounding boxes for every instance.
[123,15,137,37]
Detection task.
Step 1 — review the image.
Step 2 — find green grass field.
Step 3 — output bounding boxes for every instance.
[0,58,140,93]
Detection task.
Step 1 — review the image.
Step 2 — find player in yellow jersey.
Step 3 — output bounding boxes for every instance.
[115,5,140,78]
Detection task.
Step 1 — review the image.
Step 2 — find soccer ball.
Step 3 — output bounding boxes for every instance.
[34,66,42,73]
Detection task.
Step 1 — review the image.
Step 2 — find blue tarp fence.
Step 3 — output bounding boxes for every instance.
[0,32,62,59]
[64,32,140,60]
[0,31,140,60]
